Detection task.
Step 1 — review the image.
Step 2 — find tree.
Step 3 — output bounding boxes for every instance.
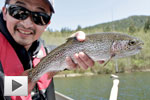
[76,25,82,31]
[144,17,150,33]
[47,28,54,32]
[60,27,72,34]
[128,24,136,33]
[103,26,111,32]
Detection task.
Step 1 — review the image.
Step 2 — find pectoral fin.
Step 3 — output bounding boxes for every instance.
[103,53,116,67]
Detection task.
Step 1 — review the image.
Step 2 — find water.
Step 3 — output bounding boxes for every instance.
[54,72,150,100]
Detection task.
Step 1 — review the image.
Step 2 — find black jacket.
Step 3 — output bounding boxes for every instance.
[0,12,55,100]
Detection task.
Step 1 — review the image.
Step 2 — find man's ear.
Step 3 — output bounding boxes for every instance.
[2,7,7,21]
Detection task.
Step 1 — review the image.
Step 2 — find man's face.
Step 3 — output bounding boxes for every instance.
[3,0,51,49]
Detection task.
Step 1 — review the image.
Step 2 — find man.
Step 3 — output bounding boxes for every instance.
[0,0,103,100]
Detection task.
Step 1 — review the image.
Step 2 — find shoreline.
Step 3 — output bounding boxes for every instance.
[54,69,150,78]
[54,72,95,78]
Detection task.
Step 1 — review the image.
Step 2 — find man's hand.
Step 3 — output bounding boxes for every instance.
[66,31,104,70]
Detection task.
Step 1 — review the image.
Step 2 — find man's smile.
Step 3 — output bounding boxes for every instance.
[15,26,35,37]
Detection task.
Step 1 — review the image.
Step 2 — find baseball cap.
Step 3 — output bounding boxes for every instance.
[47,0,55,13]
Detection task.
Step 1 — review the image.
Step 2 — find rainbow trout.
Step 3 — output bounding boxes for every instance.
[28,32,143,82]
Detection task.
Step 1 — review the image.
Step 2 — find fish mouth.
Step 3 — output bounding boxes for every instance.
[140,41,144,46]
[137,40,144,50]
[137,46,142,50]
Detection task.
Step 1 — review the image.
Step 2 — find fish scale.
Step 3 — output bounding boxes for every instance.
[28,32,143,82]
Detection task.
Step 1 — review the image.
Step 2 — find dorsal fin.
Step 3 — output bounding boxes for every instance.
[66,36,78,43]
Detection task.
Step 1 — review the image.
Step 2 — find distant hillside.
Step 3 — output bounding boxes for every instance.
[82,15,150,33]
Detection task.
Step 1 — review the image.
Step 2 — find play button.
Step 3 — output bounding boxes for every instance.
[12,80,22,91]
[4,76,28,96]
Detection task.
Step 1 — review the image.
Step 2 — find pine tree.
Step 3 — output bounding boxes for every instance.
[144,17,150,33]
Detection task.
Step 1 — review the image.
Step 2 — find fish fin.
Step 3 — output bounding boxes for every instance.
[103,54,116,67]
[25,68,35,82]
[103,58,111,67]
[64,68,69,71]
[66,37,77,42]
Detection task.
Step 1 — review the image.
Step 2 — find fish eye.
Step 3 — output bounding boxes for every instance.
[128,40,136,46]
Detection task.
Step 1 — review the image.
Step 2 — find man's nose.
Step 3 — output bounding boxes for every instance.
[20,17,34,28]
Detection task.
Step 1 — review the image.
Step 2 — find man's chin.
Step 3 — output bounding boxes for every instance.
[17,40,33,50]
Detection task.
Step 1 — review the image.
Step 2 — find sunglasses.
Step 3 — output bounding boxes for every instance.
[6,4,52,26]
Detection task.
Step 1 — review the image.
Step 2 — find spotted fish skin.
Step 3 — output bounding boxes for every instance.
[28,32,143,82]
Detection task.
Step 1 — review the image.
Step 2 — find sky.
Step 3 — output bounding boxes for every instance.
[1,0,150,31]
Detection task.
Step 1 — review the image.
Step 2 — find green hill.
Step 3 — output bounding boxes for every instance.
[81,15,150,33]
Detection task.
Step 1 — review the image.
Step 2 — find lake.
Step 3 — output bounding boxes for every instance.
[54,72,150,100]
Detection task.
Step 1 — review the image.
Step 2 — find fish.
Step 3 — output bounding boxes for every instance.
[28,32,144,82]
